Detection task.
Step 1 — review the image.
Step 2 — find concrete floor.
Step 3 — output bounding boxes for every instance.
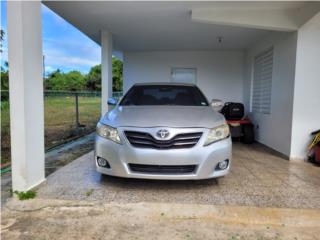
[36,143,320,209]
[3,143,320,239]
[1,133,95,206]
[2,198,320,240]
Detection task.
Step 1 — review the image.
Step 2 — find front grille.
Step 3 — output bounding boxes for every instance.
[129,164,197,174]
[124,131,202,149]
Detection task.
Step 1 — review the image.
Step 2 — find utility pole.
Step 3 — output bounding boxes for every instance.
[75,92,80,128]
[43,55,46,80]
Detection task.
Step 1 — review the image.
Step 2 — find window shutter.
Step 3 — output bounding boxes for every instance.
[252,48,273,114]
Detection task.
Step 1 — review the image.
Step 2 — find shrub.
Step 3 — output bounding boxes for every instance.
[14,190,37,200]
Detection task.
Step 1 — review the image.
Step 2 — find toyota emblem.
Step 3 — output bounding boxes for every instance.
[156,129,169,139]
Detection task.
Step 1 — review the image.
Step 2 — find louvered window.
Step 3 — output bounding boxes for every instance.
[252,47,273,114]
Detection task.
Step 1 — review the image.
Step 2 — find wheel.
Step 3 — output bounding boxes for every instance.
[241,124,254,144]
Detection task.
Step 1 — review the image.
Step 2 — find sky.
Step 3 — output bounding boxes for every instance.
[0,1,101,74]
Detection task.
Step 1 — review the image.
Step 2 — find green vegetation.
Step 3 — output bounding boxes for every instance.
[14,190,37,200]
[1,62,9,101]
[86,64,102,91]
[45,70,86,91]
[85,189,94,197]
[112,57,123,92]
[1,95,101,164]
[1,31,123,93]
[44,58,123,92]
[1,58,123,101]
[0,29,122,165]
[85,58,123,92]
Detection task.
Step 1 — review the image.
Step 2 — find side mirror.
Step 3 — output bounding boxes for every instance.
[107,97,117,106]
[210,99,224,111]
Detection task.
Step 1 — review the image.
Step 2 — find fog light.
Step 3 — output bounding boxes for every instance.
[97,157,110,168]
[216,160,229,170]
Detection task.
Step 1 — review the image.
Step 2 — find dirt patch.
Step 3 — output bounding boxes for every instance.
[2,199,320,240]
[44,124,96,150]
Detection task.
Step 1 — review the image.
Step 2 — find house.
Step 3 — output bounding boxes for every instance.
[7,1,320,191]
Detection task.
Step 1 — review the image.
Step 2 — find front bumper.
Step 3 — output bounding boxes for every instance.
[94,127,232,180]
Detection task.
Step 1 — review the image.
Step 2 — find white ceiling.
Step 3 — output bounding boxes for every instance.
[44,1,309,51]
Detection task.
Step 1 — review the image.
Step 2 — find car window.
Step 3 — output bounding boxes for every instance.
[120,85,209,106]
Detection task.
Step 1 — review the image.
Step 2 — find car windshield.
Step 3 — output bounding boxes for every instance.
[120,85,209,106]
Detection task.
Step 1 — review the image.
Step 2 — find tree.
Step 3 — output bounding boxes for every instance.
[45,70,86,91]
[84,57,123,92]
[1,65,9,90]
[112,57,123,92]
[1,30,9,100]
[44,57,123,92]
[86,64,101,91]
[1,62,9,101]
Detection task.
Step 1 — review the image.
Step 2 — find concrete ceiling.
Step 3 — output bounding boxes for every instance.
[44,1,310,51]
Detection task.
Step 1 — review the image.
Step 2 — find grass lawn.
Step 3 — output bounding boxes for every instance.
[1,96,101,164]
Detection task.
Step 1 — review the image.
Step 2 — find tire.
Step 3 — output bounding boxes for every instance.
[241,124,254,144]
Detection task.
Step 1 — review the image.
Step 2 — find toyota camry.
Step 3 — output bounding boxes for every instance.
[95,83,231,180]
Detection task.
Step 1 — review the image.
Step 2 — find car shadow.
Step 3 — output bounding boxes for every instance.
[98,174,219,190]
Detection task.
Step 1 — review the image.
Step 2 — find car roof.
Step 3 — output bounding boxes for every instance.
[133,82,196,87]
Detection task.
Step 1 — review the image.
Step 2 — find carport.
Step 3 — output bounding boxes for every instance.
[6,1,320,191]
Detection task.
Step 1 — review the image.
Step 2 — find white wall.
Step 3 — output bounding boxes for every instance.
[123,43,311,159]
[123,51,244,103]
[290,13,320,160]
[244,32,297,157]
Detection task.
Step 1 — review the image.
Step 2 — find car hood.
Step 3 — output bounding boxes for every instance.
[100,106,225,128]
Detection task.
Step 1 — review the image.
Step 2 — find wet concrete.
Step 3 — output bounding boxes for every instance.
[36,143,320,209]
[2,198,320,240]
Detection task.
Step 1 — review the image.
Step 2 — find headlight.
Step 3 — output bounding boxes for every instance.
[204,123,230,146]
[96,122,121,144]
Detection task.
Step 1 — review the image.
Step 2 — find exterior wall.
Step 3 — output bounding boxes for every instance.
[244,32,297,157]
[123,51,244,103]
[290,13,320,160]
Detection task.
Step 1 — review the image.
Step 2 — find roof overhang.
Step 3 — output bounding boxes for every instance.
[43,1,320,51]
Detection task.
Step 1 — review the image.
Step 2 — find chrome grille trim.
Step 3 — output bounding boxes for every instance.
[124,131,202,149]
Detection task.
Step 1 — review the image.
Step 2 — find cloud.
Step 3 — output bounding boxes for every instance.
[1,2,101,73]
[45,54,100,69]
[41,8,101,73]
[45,65,55,73]
[43,38,100,73]
[41,2,101,73]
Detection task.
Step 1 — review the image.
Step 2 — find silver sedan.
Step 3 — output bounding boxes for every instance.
[95,83,232,180]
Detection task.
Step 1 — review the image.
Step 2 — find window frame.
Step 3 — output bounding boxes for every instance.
[251,47,274,114]
[171,67,197,84]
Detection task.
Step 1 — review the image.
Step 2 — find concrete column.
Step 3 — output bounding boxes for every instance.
[101,30,113,115]
[290,12,320,160]
[7,1,45,190]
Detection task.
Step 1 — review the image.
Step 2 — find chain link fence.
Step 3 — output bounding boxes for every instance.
[1,90,123,164]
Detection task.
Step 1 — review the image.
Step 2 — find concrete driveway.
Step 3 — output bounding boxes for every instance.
[2,143,320,240]
[36,143,320,209]
[2,198,320,240]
